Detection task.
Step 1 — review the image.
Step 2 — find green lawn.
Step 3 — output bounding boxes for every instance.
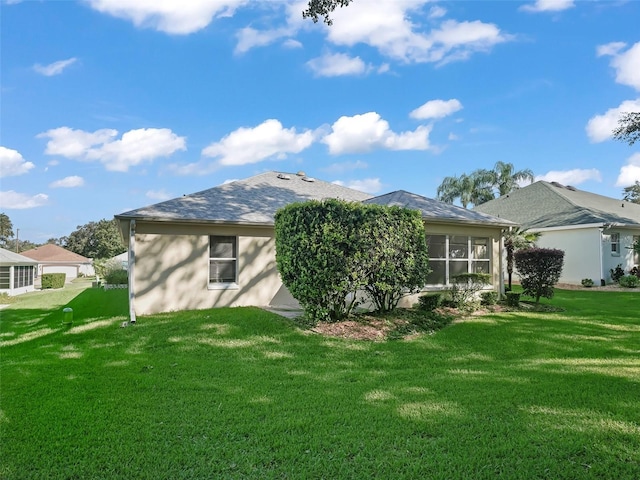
[1,284,639,479]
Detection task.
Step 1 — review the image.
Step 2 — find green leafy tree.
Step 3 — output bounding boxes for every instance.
[622,181,640,204]
[0,213,14,249]
[503,227,541,291]
[303,0,353,25]
[436,172,493,209]
[16,239,39,253]
[489,161,534,196]
[613,112,640,146]
[64,218,125,259]
[515,248,564,303]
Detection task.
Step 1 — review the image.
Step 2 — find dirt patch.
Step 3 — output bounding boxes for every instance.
[311,317,407,341]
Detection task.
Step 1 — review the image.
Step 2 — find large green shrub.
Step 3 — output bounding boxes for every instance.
[514,248,564,303]
[105,269,128,285]
[275,199,430,322]
[618,275,639,288]
[41,273,65,289]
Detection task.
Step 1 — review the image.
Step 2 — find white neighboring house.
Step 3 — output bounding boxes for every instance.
[0,247,38,296]
[20,244,95,281]
[474,181,640,285]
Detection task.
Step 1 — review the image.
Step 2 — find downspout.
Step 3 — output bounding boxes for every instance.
[129,219,136,324]
[598,225,605,286]
[499,232,505,295]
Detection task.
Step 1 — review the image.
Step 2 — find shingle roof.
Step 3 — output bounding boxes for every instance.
[473,181,640,228]
[116,171,372,225]
[365,190,515,227]
[0,247,38,265]
[20,244,91,263]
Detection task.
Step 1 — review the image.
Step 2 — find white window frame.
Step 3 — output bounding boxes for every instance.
[208,235,239,290]
[425,235,491,286]
[634,235,639,265]
[611,233,620,256]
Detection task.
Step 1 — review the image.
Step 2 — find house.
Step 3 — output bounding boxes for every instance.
[115,171,514,320]
[20,244,95,281]
[473,181,640,285]
[0,247,38,296]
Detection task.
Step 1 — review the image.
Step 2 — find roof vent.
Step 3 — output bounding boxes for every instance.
[566,185,577,191]
[277,173,291,180]
[301,176,315,182]
[296,171,306,177]
[550,181,564,188]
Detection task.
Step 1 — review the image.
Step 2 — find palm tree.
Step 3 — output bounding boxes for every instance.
[437,172,493,209]
[503,227,541,291]
[490,161,534,197]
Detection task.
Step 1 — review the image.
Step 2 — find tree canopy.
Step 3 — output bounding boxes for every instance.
[0,213,14,249]
[302,0,353,25]
[613,112,640,146]
[622,180,640,204]
[63,218,126,259]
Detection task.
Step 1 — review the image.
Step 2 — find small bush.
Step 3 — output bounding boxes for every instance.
[449,273,491,308]
[417,293,441,311]
[480,291,499,305]
[505,292,521,307]
[105,269,128,285]
[41,273,65,289]
[618,275,640,288]
[610,264,625,283]
[629,266,640,278]
[581,278,594,288]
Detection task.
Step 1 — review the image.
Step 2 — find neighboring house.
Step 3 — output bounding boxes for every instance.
[474,181,640,285]
[20,244,95,281]
[116,171,513,319]
[0,247,38,296]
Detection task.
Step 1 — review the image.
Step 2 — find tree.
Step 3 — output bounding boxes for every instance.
[622,181,640,204]
[613,112,640,146]
[0,213,14,249]
[489,161,534,197]
[503,227,541,291]
[514,248,564,303]
[64,218,126,259]
[303,0,353,25]
[436,172,493,209]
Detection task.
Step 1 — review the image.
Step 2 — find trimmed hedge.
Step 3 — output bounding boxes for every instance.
[515,247,564,303]
[41,273,65,289]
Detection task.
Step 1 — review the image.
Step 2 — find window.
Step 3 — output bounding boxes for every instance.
[209,236,237,286]
[611,233,620,255]
[0,266,10,289]
[426,235,491,286]
[634,236,639,264]
[11,266,34,289]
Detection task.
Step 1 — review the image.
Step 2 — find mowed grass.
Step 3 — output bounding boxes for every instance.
[1,285,639,479]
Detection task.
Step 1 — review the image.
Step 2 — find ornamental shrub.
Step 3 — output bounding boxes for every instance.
[417,293,442,312]
[480,291,499,305]
[449,273,491,308]
[514,248,564,303]
[581,278,594,288]
[41,273,65,289]
[619,274,640,288]
[505,292,521,307]
[105,269,128,285]
[610,264,625,283]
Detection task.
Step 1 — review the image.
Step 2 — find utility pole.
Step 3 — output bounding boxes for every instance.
[16,228,19,253]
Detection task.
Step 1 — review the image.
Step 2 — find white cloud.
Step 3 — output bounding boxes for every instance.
[0,190,49,209]
[322,160,368,174]
[86,0,247,35]
[33,57,77,76]
[38,126,186,172]
[428,6,447,19]
[0,146,35,177]
[202,119,315,166]
[146,189,172,201]
[586,98,640,143]
[333,178,382,194]
[520,0,575,13]
[597,41,640,92]
[307,52,371,77]
[448,132,460,141]
[535,168,602,185]
[282,39,303,49]
[410,99,462,120]
[49,176,84,188]
[616,153,640,187]
[323,112,432,155]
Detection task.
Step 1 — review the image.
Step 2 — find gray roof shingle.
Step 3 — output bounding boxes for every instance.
[0,247,38,265]
[116,171,372,225]
[473,181,640,228]
[365,190,515,227]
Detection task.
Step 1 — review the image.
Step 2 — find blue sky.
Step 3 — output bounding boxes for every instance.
[1,0,639,243]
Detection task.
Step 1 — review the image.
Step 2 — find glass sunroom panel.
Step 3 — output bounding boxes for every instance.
[426,260,446,284]
[449,260,468,277]
[426,235,446,258]
[472,261,490,274]
[472,238,489,259]
[449,236,468,259]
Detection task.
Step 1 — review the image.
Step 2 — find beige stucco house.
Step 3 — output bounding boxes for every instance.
[474,181,640,285]
[21,244,94,281]
[116,171,514,320]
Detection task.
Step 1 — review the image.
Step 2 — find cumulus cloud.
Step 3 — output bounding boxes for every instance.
[38,126,186,172]
[86,0,247,35]
[49,176,85,188]
[586,99,640,143]
[146,189,173,201]
[520,0,575,13]
[323,112,432,155]
[0,191,49,209]
[333,178,382,194]
[597,41,640,91]
[535,168,602,185]
[0,146,35,177]
[410,99,463,120]
[33,57,77,76]
[202,119,315,166]
[307,52,372,77]
[616,153,640,187]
